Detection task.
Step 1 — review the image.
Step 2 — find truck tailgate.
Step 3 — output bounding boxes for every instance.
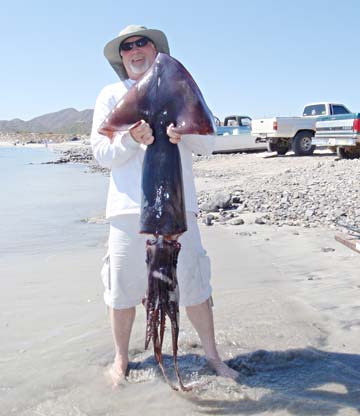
[314,113,360,145]
[251,118,276,136]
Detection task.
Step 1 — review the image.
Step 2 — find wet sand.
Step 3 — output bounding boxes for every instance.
[1,220,360,415]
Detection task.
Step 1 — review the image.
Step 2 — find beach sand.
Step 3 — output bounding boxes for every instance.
[1,218,360,415]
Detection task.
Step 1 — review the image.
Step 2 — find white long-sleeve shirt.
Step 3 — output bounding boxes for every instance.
[91,80,215,219]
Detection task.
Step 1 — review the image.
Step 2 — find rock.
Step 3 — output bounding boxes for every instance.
[229,218,245,226]
[200,192,232,212]
[321,247,335,253]
[334,209,347,217]
[81,216,108,225]
[203,215,214,226]
[43,158,69,164]
[200,201,215,212]
[232,196,242,204]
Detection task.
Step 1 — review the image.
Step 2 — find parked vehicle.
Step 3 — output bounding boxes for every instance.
[313,112,360,159]
[251,102,351,156]
[213,115,266,153]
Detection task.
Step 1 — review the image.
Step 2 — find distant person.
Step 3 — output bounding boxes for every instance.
[91,25,239,386]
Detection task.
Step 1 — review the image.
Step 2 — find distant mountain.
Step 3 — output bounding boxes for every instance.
[0,108,94,134]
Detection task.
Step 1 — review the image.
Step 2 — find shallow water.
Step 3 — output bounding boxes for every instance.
[0,146,108,258]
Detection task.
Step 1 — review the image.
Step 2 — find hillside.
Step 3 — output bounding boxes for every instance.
[0,108,94,134]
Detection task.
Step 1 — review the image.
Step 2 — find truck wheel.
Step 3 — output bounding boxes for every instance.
[276,142,289,155]
[336,147,360,159]
[292,131,315,156]
[267,141,289,155]
[266,142,277,152]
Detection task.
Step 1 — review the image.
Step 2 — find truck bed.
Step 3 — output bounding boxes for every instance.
[251,116,316,139]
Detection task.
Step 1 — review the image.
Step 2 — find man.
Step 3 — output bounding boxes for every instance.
[91,25,238,386]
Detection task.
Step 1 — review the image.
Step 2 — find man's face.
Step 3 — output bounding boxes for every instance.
[120,36,157,80]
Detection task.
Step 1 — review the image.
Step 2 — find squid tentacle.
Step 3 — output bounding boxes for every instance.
[144,237,190,391]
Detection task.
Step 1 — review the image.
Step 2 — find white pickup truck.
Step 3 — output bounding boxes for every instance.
[251,102,351,156]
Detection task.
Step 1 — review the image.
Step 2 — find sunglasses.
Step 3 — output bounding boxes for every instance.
[120,37,150,52]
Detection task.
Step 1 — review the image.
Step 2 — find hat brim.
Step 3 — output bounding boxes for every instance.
[104,28,170,80]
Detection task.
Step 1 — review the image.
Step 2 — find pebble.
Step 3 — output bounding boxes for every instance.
[203,215,213,226]
[321,247,336,253]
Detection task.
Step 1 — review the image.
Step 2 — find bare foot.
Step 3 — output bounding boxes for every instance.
[106,364,127,388]
[207,357,239,380]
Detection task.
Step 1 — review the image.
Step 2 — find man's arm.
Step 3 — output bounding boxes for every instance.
[91,85,142,168]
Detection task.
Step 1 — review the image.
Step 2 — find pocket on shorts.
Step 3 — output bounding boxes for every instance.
[101,250,111,291]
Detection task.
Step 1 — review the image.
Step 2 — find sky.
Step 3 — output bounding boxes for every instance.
[1,0,359,121]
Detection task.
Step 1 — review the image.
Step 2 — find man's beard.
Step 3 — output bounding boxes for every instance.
[129,56,151,75]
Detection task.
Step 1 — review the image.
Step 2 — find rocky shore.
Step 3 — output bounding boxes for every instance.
[194,153,360,232]
[45,145,109,175]
[5,135,359,233]
[56,145,360,233]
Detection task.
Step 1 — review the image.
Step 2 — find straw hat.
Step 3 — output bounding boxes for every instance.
[104,25,170,80]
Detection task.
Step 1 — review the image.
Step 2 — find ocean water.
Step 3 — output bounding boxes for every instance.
[0,145,109,258]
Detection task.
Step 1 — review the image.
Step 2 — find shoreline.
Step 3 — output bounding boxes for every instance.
[3,139,360,232]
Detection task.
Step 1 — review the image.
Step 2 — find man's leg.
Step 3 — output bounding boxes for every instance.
[108,306,136,385]
[186,299,239,379]
[106,215,147,386]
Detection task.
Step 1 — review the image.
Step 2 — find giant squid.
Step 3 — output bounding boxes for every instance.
[98,53,215,391]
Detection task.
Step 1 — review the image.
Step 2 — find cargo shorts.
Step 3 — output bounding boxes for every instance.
[101,212,212,309]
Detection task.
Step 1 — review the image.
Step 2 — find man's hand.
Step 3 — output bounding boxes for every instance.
[129,120,154,145]
[167,123,182,144]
